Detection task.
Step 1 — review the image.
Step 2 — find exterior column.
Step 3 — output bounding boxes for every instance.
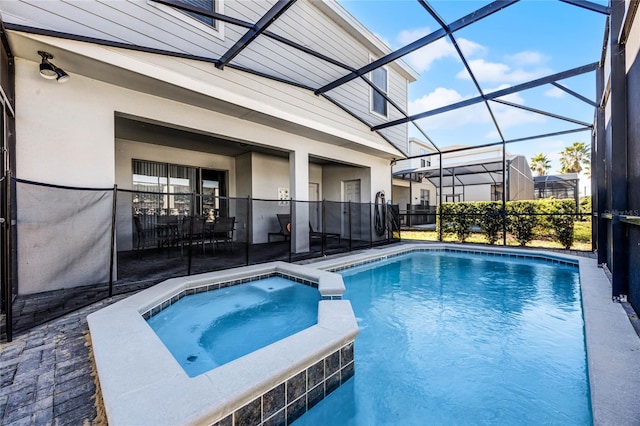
[289,150,309,253]
[607,0,628,299]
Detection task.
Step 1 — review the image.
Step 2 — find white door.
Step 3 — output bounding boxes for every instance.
[343,180,361,237]
[344,180,361,203]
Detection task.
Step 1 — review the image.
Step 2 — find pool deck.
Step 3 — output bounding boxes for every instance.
[1,242,639,425]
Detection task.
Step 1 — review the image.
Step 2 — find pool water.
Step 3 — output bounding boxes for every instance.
[296,251,591,425]
[147,276,320,377]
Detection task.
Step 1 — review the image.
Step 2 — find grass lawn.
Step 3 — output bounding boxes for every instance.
[401,220,593,252]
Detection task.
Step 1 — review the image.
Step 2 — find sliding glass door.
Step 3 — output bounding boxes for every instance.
[133,159,227,217]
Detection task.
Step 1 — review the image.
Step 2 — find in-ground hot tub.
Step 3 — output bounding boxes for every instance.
[147,275,322,377]
[88,262,358,425]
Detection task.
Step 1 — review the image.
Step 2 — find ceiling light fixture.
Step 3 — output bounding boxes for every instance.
[38,51,70,83]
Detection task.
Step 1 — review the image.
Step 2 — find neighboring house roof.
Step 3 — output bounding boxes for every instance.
[534,173,579,183]
[394,154,527,187]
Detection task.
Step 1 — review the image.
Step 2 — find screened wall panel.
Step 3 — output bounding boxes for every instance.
[15,181,113,295]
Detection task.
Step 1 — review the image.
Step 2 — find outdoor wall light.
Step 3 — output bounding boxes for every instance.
[38,51,70,83]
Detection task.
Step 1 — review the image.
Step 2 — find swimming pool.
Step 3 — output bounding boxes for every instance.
[148,276,321,377]
[89,244,636,425]
[297,250,591,424]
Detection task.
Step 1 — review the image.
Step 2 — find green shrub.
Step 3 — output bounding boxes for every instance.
[551,199,575,249]
[476,201,503,244]
[453,202,477,243]
[436,202,477,242]
[506,201,538,246]
[537,199,576,249]
[437,199,578,249]
[436,203,455,239]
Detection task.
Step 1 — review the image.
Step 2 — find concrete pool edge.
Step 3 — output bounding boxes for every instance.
[308,242,640,426]
[87,262,358,425]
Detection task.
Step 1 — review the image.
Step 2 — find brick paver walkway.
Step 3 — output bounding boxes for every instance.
[0,296,128,425]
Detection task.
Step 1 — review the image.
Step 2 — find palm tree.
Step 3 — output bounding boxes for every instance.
[559,142,590,174]
[529,153,551,176]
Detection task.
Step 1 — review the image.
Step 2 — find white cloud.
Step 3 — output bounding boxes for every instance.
[404,38,456,72]
[505,51,548,66]
[409,85,545,132]
[457,59,550,83]
[457,38,487,57]
[492,103,546,129]
[485,129,501,139]
[409,87,488,130]
[395,27,486,72]
[544,86,565,98]
[409,87,464,113]
[484,84,525,104]
[397,27,431,45]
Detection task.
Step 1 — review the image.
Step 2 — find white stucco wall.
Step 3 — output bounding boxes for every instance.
[14,57,394,293]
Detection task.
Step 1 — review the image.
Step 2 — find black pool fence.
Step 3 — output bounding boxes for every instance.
[2,178,400,340]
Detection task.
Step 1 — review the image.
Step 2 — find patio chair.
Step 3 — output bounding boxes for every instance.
[309,222,341,244]
[180,216,208,257]
[268,214,291,242]
[157,215,180,249]
[133,215,147,257]
[211,216,235,253]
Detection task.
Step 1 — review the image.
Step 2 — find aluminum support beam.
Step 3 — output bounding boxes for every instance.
[373,62,598,130]
[502,138,507,245]
[419,0,506,142]
[595,65,607,264]
[160,0,437,152]
[550,82,598,107]
[490,99,593,127]
[155,0,354,72]
[559,0,612,15]
[314,0,519,95]
[217,0,296,69]
[438,152,443,241]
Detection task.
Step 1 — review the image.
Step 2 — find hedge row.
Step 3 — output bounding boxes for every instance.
[436,199,577,248]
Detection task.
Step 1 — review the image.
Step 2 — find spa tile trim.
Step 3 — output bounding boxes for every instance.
[213,341,355,426]
[327,247,578,274]
[142,272,321,320]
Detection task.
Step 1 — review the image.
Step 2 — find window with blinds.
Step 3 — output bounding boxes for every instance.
[133,160,197,216]
[371,66,388,117]
[178,0,215,27]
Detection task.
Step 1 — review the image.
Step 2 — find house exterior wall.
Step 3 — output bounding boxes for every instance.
[6,0,416,294]
[13,51,397,293]
[2,0,413,153]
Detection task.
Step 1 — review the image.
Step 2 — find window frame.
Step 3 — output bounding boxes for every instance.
[148,0,225,41]
[420,189,430,206]
[369,57,389,118]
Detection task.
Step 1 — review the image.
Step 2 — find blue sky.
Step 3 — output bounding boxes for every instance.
[339,0,607,177]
